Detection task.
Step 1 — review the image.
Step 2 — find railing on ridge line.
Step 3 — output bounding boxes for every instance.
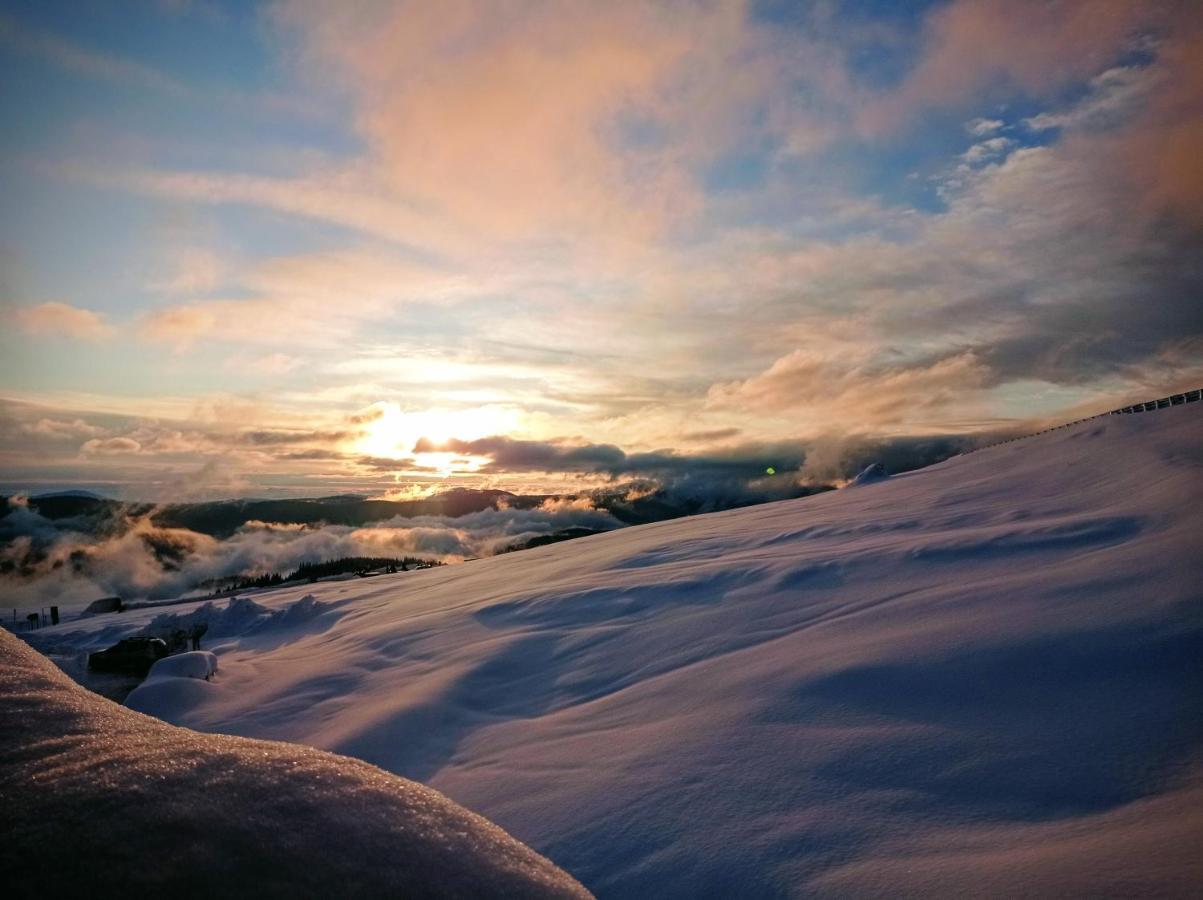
[963,387,1201,454]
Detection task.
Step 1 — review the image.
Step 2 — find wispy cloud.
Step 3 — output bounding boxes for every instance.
[0,12,188,95]
[1024,65,1163,132]
[13,302,115,341]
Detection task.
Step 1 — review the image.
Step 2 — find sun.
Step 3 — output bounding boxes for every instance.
[355,402,517,467]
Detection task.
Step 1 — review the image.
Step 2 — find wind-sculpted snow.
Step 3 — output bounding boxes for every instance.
[138,593,338,640]
[0,628,590,898]
[19,405,1203,896]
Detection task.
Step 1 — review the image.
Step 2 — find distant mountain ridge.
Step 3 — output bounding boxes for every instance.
[5,483,834,539]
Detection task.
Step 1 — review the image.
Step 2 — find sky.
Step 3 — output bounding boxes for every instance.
[1,0,1201,500]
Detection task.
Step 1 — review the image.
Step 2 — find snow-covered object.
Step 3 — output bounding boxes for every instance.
[849,461,889,485]
[21,406,1203,896]
[145,649,219,682]
[123,650,220,718]
[0,629,590,898]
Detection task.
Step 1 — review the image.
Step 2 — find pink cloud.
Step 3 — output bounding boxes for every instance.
[273,2,706,242]
[14,302,115,341]
[138,304,216,350]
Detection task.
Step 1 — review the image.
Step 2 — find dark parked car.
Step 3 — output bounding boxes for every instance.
[88,637,169,676]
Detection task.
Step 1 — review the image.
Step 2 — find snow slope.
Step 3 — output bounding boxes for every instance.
[0,628,589,898]
[22,405,1203,896]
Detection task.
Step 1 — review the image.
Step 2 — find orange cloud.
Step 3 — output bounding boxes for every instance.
[80,436,142,455]
[707,349,992,433]
[13,302,115,341]
[139,304,216,350]
[137,249,457,349]
[269,0,800,247]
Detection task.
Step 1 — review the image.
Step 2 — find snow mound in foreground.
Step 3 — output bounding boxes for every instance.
[0,629,589,899]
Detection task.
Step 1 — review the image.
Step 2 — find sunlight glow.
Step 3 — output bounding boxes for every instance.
[355,402,518,467]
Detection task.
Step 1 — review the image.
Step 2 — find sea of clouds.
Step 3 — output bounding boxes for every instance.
[0,495,620,612]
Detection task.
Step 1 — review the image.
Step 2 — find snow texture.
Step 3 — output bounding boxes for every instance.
[849,461,889,485]
[0,628,590,899]
[17,405,1203,897]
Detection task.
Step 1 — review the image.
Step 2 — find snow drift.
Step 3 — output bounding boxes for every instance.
[0,628,589,898]
[123,650,219,719]
[18,405,1203,896]
[143,648,218,681]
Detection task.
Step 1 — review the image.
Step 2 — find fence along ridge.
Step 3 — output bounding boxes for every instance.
[965,387,1202,455]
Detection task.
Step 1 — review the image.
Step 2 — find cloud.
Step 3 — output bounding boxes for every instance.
[7,0,1201,495]
[13,302,115,341]
[408,430,980,512]
[1023,65,1163,132]
[0,11,316,121]
[238,353,303,375]
[151,247,226,295]
[707,349,991,433]
[961,137,1015,165]
[236,429,355,447]
[159,459,252,501]
[859,0,1169,132]
[20,418,106,441]
[274,0,712,242]
[138,304,216,349]
[0,496,624,607]
[136,249,467,349]
[81,436,142,456]
[680,427,741,443]
[70,423,360,462]
[411,433,814,495]
[965,117,1004,136]
[692,28,1203,420]
[1090,15,1203,227]
[89,0,849,258]
[0,12,188,95]
[82,164,446,252]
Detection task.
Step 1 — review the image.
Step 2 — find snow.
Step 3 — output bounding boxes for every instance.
[137,593,337,640]
[849,461,889,485]
[123,650,220,718]
[144,649,218,681]
[15,405,1203,896]
[0,628,589,898]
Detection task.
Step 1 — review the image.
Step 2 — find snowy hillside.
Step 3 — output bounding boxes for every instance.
[22,405,1203,897]
[0,629,588,898]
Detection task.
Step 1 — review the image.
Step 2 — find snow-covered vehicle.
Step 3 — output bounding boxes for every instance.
[87,637,169,675]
